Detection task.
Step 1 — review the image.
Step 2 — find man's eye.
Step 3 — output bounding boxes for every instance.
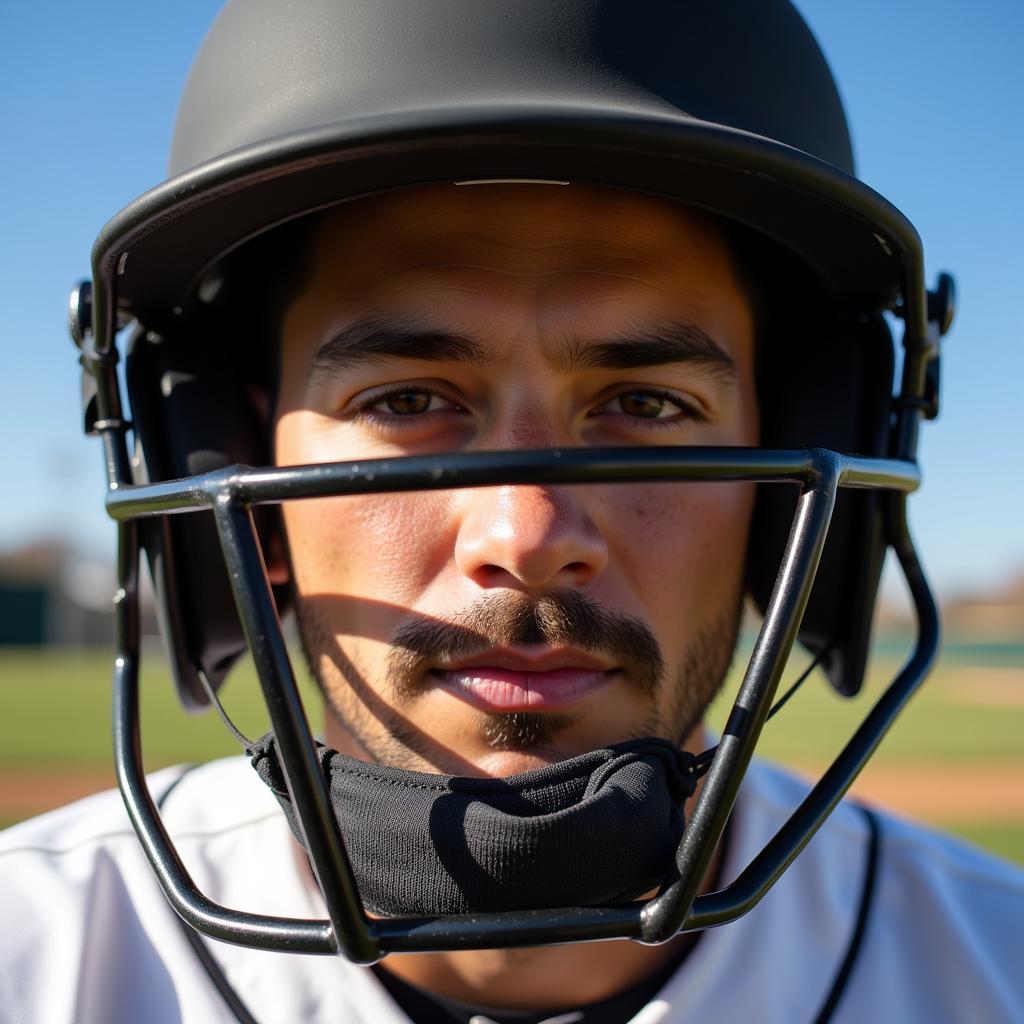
[369,389,449,416]
[615,391,671,419]
[604,389,702,421]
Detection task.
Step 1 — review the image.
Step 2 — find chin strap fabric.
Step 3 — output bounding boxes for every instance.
[249,735,697,916]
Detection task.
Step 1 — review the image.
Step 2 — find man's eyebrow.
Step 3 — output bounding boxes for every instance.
[307,315,486,385]
[306,314,737,387]
[558,321,738,384]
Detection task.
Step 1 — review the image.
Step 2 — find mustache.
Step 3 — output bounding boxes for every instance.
[387,590,665,698]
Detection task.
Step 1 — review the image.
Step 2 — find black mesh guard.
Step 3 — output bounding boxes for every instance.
[249,733,695,916]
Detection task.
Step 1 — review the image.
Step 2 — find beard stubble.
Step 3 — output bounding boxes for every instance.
[294,586,742,771]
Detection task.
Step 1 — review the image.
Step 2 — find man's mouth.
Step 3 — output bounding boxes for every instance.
[428,649,617,712]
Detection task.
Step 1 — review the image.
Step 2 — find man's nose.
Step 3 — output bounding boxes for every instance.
[454,483,608,592]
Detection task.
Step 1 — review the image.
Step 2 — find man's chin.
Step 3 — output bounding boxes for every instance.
[464,709,648,778]
[324,700,673,778]
[472,749,568,778]
[472,709,584,777]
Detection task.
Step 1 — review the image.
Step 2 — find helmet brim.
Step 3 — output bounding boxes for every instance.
[93,104,923,327]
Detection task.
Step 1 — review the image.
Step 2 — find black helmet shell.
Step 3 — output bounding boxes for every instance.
[96,0,921,330]
[171,0,854,177]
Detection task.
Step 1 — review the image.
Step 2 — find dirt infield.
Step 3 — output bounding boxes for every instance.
[4,762,1023,826]
[790,761,1024,823]
[0,768,116,818]
[941,667,1024,708]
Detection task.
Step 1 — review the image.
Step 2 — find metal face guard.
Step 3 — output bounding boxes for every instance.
[64,0,954,969]
[105,446,931,961]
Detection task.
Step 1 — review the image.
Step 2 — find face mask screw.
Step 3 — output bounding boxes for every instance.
[927,271,956,338]
[68,279,92,349]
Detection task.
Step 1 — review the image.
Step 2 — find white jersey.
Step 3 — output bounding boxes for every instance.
[1,755,1021,1024]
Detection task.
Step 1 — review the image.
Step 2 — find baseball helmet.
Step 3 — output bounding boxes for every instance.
[70,0,953,964]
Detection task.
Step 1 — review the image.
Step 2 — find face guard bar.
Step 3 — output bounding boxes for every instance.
[102,445,928,962]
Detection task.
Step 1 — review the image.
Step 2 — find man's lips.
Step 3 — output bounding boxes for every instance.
[427,649,617,712]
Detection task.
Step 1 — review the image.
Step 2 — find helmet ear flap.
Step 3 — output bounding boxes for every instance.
[747,312,894,696]
[126,326,288,710]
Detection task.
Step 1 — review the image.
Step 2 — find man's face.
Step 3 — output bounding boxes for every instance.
[274,184,758,777]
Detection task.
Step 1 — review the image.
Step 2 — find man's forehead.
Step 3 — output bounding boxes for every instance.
[280,182,755,374]
[305,183,736,276]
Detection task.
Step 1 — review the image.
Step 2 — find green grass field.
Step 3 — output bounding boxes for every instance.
[1,642,1022,863]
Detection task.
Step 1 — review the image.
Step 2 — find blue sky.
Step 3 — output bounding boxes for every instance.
[1,0,1021,598]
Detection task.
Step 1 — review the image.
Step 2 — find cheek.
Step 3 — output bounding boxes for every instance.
[607,482,754,626]
[283,492,458,605]
[276,410,457,603]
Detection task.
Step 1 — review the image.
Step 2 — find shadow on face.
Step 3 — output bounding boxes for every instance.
[271,183,758,776]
